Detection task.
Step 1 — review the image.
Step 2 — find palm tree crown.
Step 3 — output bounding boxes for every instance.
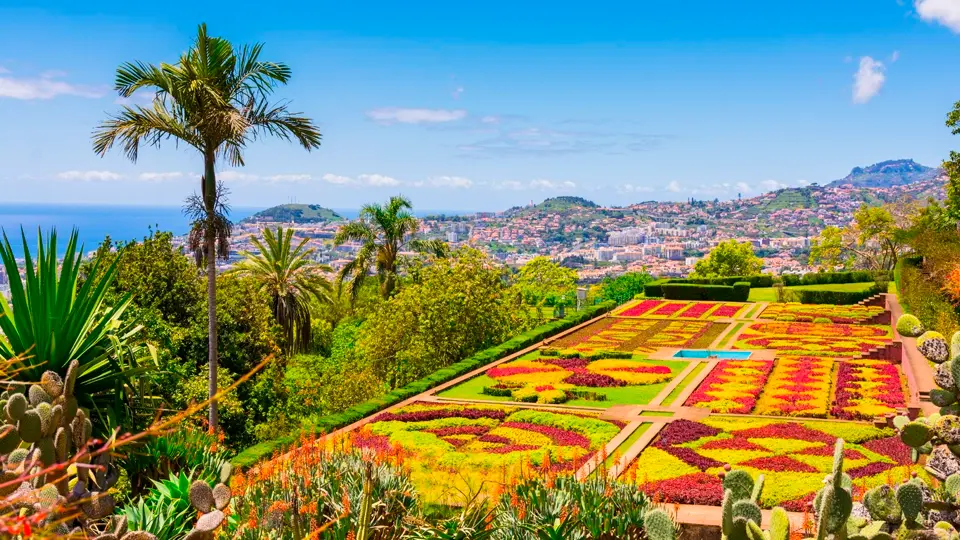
[232,227,332,354]
[334,195,447,300]
[93,23,321,431]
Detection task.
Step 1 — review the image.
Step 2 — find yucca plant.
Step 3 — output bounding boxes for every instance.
[0,228,156,433]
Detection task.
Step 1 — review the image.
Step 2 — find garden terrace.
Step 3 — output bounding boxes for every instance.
[279,294,922,527]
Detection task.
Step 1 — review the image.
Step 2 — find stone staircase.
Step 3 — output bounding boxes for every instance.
[863,309,892,325]
[852,340,903,363]
[857,293,887,308]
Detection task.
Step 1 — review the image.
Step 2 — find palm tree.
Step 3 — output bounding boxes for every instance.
[334,195,447,300]
[92,23,322,431]
[232,227,332,354]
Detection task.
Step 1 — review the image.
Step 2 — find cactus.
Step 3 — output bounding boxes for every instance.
[932,389,959,407]
[937,416,960,445]
[952,332,960,362]
[946,473,960,499]
[897,314,924,337]
[936,362,956,391]
[814,440,854,540]
[644,509,676,540]
[902,421,934,447]
[893,415,911,430]
[769,507,790,540]
[896,483,923,524]
[920,331,951,363]
[724,469,755,501]
[863,485,902,522]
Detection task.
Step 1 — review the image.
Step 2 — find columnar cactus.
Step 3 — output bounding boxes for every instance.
[644,509,676,540]
[814,440,853,540]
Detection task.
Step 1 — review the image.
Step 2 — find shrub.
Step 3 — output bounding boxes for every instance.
[813,317,833,324]
[661,283,751,302]
[643,279,669,298]
[953,331,960,362]
[896,314,925,338]
[918,331,950,363]
[796,283,884,305]
[777,315,797,322]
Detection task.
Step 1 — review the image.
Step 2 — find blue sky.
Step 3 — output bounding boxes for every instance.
[2,0,960,212]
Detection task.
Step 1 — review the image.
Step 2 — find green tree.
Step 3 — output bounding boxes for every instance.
[691,240,763,278]
[515,256,579,306]
[232,227,332,354]
[0,229,156,433]
[93,24,322,432]
[808,226,845,270]
[594,272,654,304]
[845,204,905,271]
[941,100,960,227]
[334,195,447,300]
[359,248,531,387]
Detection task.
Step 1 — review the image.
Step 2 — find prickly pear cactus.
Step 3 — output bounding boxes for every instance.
[896,483,923,524]
[182,462,233,540]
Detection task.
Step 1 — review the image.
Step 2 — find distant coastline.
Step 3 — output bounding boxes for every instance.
[0,203,470,256]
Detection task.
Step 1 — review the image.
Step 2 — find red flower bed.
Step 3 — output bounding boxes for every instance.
[684,360,773,414]
[563,372,624,387]
[732,422,835,445]
[652,302,687,317]
[500,422,592,448]
[487,365,554,378]
[638,472,723,505]
[699,438,766,451]
[427,425,490,437]
[617,299,664,317]
[375,407,508,422]
[863,436,913,465]
[738,455,817,473]
[781,492,816,512]
[678,302,714,319]
[848,461,895,479]
[653,420,722,447]
[831,361,906,420]
[712,305,744,318]
[485,444,539,454]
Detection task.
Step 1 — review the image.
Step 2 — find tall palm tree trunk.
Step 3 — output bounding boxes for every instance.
[203,153,219,432]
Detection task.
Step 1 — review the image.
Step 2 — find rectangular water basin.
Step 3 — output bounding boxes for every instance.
[673,350,753,359]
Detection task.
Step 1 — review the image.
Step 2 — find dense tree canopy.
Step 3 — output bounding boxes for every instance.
[515,256,579,306]
[691,240,763,278]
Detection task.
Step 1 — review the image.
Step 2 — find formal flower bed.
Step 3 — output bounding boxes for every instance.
[754,357,832,418]
[615,300,747,320]
[485,355,677,402]
[621,417,922,509]
[354,402,625,503]
[759,303,885,324]
[550,317,726,354]
[684,360,774,413]
[831,359,907,420]
[733,321,891,356]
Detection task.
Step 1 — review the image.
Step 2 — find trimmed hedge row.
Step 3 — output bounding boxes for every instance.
[796,283,885,305]
[661,282,750,302]
[231,301,616,468]
[644,275,772,297]
[781,270,892,287]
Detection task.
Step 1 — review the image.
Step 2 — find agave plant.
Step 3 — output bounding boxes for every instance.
[0,228,156,432]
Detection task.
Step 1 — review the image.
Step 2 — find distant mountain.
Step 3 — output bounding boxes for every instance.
[827,159,941,188]
[242,204,343,224]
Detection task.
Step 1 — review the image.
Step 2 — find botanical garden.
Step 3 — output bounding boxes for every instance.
[5,22,960,540]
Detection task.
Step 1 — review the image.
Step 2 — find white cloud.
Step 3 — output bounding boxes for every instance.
[761,179,789,191]
[618,183,655,194]
[265,174,313,183]
[890,50,901,63]
[735,182,751,193]
[366,107,467,124]
[218,170,259,182]
[491,180,525,191]
[0,70,104,100]
[57,170,124,181]
[358,173,401,187]
[916,0,960,33]
[853,56,886,104]
[0,66,9,75]
[415,176,473,189]
[322,173,402,187]
[139,171,186,182]
[480,115,501,124]
[452,86,464,99]
[666,181,682,193]
[529,179,577,191]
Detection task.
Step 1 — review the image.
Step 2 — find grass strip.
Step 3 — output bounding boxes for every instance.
[596,423,651,474]
[663,361,708,406]
[715,322,745,349]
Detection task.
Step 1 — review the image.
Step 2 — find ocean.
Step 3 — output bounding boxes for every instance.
[0,204,469,257]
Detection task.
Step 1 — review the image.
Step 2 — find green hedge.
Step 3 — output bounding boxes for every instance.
[796,283,884,305]
[644,275,772,297]
[231,301,616,468]
[781,270,892,287]
[661,282,750,302]
[894,257,920,314]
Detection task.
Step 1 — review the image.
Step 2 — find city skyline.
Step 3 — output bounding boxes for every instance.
[2,0,960,210]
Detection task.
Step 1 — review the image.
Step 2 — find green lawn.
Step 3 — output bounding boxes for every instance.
[436,354,689,407]
[595,423,652,473]
[747,282,878,302]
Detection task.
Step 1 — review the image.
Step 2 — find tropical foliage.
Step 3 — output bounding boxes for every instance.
[691,239,763,278]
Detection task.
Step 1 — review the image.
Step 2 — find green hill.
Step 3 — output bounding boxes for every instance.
[242,204,344,224]
[745,187,818,216]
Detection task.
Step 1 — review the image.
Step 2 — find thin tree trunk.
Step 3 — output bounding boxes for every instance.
[204,153,219,432]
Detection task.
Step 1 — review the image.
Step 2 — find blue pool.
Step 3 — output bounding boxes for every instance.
[672,350,753,359]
